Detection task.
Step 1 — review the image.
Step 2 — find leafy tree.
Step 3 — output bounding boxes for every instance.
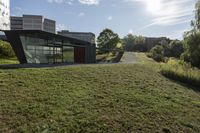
[122,34,136,51]
[133,36,146,52]
[97,28,120,52]
[149,45,164,62]
[194,0,200,30]
[182,0,200,68]
[183,32,200,67]
[169,40,184,58]
[122,34,146,52]
[155,40,183,58]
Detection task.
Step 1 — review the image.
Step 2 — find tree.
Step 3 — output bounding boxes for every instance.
[122,34,136,51]
[183,32,200,67]
[149,45,164,62]
[133,36,146,52]
[182,0,200,68]
[194,0,200,30]
[169,40,184,58]
[97,28,120,51]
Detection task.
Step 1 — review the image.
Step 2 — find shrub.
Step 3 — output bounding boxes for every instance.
[169,40,184,58]
[148,45,164,62]
[161,58,200,87]
[0,40,15,57]
[183,32,200,68]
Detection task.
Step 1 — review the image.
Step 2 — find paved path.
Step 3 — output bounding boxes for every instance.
[120,52,138,64]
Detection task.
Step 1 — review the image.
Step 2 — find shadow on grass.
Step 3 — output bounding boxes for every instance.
[0,63,75,69]
[162,74,200,93]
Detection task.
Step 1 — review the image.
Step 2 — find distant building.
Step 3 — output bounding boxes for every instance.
[43,18,56,34]
[10,16,23,30]
[22,15,43,30]
[58,30,95,44]
[145,37,170,50]
[10,15,56,33]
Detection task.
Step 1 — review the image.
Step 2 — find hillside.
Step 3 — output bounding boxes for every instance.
[0,54,200,132]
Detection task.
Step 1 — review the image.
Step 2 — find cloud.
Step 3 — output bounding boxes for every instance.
[78,12,85,17]
[126,0,195,29]
[15,7,23,11]
[47,0,65,4]
[47,0,99,5]
[11,6,25,16]
[78,0,100,5]
[168,27,192,39]
[47,0,74,5]
[107,16,113,20]
[128,29,133,34]
[56,24,67,31]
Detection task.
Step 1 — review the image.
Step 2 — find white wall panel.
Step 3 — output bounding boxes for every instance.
[0,0,10,30]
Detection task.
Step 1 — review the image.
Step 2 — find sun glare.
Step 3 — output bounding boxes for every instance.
[146,0,162,15]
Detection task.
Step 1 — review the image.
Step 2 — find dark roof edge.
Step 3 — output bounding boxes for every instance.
[2,30,93,45]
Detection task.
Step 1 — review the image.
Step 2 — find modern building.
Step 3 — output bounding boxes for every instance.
[4,30,96,64]
[22,15,43,30]
[0,0,10,30]
[1,0,96,64]
[10,15,56,34]
[43,18,56,34]
[10,16,23,30]
[58,30,95,44]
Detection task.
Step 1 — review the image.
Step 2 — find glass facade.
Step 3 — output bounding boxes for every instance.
[20,35,74,64]
[63,46,74,63]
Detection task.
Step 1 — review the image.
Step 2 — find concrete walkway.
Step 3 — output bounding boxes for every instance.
[120,52,138,64]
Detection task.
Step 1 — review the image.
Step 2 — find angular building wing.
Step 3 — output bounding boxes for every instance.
[4,30,96,64]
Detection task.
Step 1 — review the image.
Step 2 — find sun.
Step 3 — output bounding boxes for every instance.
[146,0,162,15]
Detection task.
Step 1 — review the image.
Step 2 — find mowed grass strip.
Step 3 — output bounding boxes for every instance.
[0,64,200,133]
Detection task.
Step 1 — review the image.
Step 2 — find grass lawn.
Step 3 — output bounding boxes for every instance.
[0,57,19,65]
[96,52,116,62]
[0,54,200,132]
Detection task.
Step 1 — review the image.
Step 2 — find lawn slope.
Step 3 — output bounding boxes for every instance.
[0,63,200,132]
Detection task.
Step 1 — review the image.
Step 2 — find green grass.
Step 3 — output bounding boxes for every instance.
[0,61,200,132]
[135,52,161,71]
[0,57,19,64]
[96,52,116,62]
[161,58,200,87]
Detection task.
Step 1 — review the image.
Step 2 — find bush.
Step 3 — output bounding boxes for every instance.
[148,45,164,62]
[0,40,15,57]
[180,52,190,62]
[161,58,200,87]
[169,40,184,58]
[183,32,200,68]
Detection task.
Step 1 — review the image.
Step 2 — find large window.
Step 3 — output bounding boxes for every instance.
[63,46,74,63]
[19,35,75,64]
[20,35,63,63]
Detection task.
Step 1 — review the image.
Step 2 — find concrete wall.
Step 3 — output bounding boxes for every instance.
[0,0,10,30]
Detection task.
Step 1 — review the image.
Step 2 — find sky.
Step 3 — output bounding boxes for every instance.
[11,0,197,39]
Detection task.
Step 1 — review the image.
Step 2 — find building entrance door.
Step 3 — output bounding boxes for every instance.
[74,47,85,63]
